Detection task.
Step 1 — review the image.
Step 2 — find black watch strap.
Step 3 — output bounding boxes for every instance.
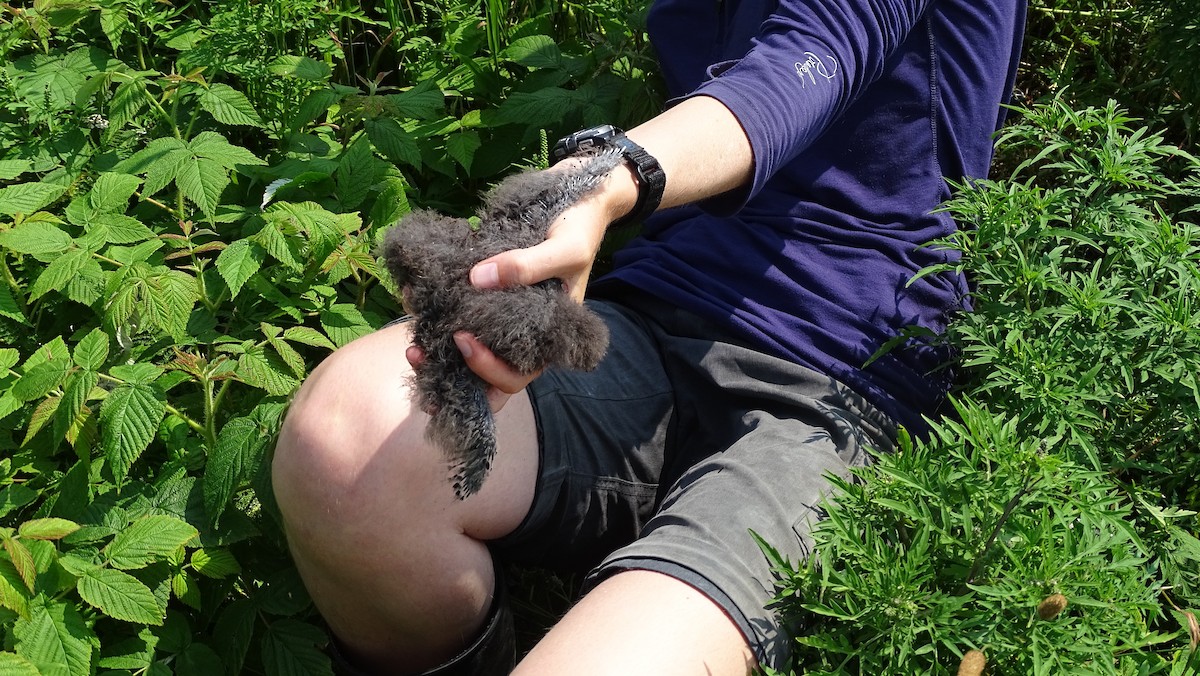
[550,125,666,228]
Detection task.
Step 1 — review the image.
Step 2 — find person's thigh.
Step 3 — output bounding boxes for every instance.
[272,319,540,667]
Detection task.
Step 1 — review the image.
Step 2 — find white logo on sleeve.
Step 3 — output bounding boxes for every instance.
[795,51,839,86]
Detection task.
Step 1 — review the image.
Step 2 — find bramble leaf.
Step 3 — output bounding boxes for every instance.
[0,650,40,675]
[236,346,300,396]
[268,55,332,81]
[365,118,420,167]
[88,173,142,214]
[73,328,109,371]
[105,515,198,570]
[77,567,164,624]
[204,416,266,521]
[198,83,265,127]
[18,519,81,541]
[12,358,70,402]
[0,182,65,217]
[29,248,91,300]
[12,597,93,676]
[0,284,26,325]
[446,131,482,173]
[191,548,241,579]
[100,381,166,481]
[216,239,266,298]
[320,303,373,347]
[261,619,333,676]
[0,221,73,254]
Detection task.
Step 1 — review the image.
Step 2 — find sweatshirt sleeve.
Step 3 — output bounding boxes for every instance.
[689,0,935,210]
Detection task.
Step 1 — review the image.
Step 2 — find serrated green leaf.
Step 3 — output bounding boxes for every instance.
[109,362,163,385]
[254,221,303,271]
[12,597,92,676]
[12,358,70,402]
[114,136,187,175]
[0,650,40,675]
[261,619,333,676]
[29,249,91,300]
[198,83,265,127]
[368,176,410,230]
[216,239,265,298]
[364,118,420,167]
[0,283,27,325]
[266,331,306,378]
[213,599,256,673]
[65,254,105,307]
[17,519,80,541]
[320,304,373,348]
[107,77,148,134]
[492,88,577,127]
[53,369,98,444]
[0,221,74,255]
[172,570,201,610]
[22,394,60,446]
[77,567,163,624]
[98,4,131,49]
[0,485,36,520]
[0,160,32,181]
[502,35,564,69]
[142,148,192,197]
[385,81,444,120]
[0,558,31,617]
[73,329,109,371]
[106,515,198,570]
[190,548,241,579]
[289,88,342,131]
[143,269,198,339]
[100,382,166,482]
[236,347,300,397]
[88,173,142,213]
[0,182,65,217]
[175,155,229,217]
[268,55,332,81]
[190,131,266,169]
[0,535,34,592]
[336,137,382,210]
[203,417,264,521]
[1,348,20,373]
[89,212,156,244]
[282,326,336,351]
[446,131,482,173]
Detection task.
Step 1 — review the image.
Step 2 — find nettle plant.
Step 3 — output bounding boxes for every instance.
[772,99,1200,675]
[0,1,659,674]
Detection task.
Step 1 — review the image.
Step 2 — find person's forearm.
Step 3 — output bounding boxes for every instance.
[597,95,754,223]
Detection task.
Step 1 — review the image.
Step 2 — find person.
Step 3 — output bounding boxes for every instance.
[270,0,1027,673]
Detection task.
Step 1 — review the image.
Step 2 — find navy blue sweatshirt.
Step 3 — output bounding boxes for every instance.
[594,0,1026,433]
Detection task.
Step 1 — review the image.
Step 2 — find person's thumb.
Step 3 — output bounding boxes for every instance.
[470,235,590,290]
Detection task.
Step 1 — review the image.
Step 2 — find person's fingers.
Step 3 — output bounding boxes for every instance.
[453,332,538,398]
[470,231,594,291]
[405,344,425,369]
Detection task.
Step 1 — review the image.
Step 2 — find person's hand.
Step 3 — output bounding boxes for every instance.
[405,333,527,413]
[406,162,637,411]
[469,159,637,304]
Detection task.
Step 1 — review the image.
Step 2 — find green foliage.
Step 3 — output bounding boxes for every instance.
[778,98,1200,675]
[0,0,662,673]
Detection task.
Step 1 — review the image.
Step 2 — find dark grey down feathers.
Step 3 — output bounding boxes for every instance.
[381,151,620,499]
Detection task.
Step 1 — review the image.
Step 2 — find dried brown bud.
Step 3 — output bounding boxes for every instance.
[957,649,986,676]
[1037,593,1068,620]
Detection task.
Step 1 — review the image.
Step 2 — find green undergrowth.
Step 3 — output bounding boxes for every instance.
[770,99,1200,675]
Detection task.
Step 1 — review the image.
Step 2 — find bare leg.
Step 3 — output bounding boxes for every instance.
[271,322,538,672]
[514,570,755,676]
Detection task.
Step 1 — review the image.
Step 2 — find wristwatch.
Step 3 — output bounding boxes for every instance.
[550,124,666,228]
